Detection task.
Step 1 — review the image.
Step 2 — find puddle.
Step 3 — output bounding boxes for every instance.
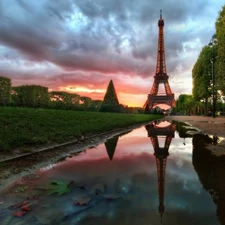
[0,120,223,224]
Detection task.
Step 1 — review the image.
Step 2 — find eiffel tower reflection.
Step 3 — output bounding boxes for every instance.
[146,120,176,220]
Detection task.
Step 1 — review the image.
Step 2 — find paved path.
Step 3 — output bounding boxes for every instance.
[165,115,225,123]
[164,116,225,137]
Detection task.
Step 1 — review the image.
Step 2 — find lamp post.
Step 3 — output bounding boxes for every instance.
[211,50,215,118]
[208,34,217,118]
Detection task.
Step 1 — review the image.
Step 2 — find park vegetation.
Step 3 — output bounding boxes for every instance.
[0,77,11,106]
[191,4,225,116]
[0,107,163,152]
[216,5,225,95]
[0,77,144,113]
[175,94,195,115]
[99,80,121,113]
[0,77,163,152]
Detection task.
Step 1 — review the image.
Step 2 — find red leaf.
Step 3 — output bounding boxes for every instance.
[72,196,91,205]
[13,211,27,217]
[20,205,31,211]
[9,201,30,210]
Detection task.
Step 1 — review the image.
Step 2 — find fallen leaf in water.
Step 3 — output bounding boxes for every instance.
[73,196,91,205]
[20,205,31,211]
[38,180,73,196]
[8,201,30,210]
[9,197,38,218]
[13,210,27,217]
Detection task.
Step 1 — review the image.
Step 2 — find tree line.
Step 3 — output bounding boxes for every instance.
[0,76,102,111]
[0,77,143,113]
[192,5,225,115]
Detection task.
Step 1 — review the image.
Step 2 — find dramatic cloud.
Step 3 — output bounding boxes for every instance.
[0,0,224,106]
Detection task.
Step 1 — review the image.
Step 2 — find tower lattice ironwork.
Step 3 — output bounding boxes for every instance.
[146,121,176,220]
[144,10,176,109]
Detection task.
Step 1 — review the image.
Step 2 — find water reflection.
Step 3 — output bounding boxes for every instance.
[105,136,119,161]
[192,134,225,225]
[145,121,176,221]
[0,120,221,225]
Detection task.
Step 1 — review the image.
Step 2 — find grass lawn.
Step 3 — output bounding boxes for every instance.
[0,107,163,151]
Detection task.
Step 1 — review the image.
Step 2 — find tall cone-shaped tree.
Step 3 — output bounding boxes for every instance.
[100,80,121,112]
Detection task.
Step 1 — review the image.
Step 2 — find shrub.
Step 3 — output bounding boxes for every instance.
[0,76,11,106]
[12,85,49,108]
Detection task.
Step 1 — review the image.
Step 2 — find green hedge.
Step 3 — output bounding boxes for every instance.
[0,76,11,106]
[12,85,49,108]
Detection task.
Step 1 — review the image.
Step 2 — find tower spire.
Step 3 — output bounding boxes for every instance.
[143,10,175,110]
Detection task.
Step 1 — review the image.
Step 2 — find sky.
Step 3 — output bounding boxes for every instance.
[0,0,224,107]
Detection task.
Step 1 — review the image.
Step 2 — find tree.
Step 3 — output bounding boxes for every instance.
[49,91,80,109]
[216,4,225,95]
[99,80,120,112]
[91,100,103,111]
[192,45,215,115]
[176,94,195,115]
[79,96,93,111]
[12,85,49,108]
[0,76,11,106]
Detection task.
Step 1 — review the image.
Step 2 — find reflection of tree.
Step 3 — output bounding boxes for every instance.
[104,130,132,161]
[105,136,119,160]
[192,134,225,224]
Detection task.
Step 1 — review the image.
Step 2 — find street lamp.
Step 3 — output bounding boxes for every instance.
[208,34,217,118]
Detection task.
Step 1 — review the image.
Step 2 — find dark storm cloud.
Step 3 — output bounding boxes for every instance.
[0,0,215,67]
[0,0,223,103]
[0,0,65,60]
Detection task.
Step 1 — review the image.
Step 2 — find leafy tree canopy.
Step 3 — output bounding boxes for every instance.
[192,45,214,101]
[216,4,225,94]
[0,76,11,106]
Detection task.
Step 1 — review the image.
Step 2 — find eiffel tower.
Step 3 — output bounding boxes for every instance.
[146,121,176,220]
[144,10,176,109]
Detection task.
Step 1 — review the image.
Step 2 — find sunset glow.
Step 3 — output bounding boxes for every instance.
[62,86,105,94]
[0,0,224,107]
